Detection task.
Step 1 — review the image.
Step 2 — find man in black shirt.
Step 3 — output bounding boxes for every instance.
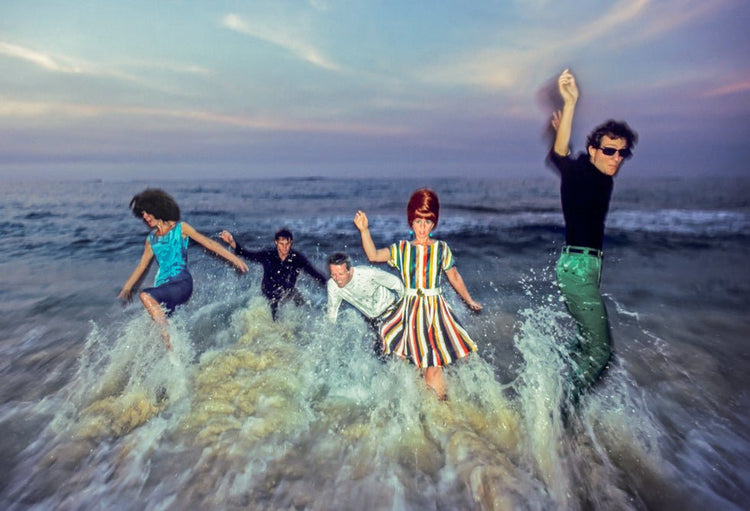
[219,228,327,320]
[548,68,638,402]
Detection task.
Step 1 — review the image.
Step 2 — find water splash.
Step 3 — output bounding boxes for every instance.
[3,281,706,510]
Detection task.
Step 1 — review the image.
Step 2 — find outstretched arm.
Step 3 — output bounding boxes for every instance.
[219,230,261,261]
[552,68,579,157]
[445,267,482,312]
[118,241,154,301]
[183,223,248,273]
[354,210,390,263]
[299,254,328,286]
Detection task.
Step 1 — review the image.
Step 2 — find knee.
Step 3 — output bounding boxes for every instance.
[139,291,159,309]
[139,291,152,305]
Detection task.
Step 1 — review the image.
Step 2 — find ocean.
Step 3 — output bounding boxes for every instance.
[0,175,748,510]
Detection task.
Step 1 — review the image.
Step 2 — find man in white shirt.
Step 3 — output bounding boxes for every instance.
[327,252,404,357]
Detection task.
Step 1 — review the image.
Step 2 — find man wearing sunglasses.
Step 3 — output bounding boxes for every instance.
[548,68,638,405]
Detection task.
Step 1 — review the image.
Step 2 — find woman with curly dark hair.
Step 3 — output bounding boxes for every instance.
[118,188,248,349]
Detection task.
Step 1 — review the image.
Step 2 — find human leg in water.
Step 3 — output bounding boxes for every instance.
[424,366,448,401]
[140,291,171,349]
[556,252,612,405]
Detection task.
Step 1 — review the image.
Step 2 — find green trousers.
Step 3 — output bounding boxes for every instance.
[555,248,612,400]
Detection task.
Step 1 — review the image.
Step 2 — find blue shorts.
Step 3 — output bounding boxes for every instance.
[143,275,193,316]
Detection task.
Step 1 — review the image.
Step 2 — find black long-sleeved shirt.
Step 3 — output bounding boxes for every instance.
[234,242,327,300]
[548,150,613,250]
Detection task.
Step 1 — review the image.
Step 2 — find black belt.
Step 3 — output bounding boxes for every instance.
[563,246,603,258]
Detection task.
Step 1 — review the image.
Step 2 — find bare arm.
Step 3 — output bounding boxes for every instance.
[118,241,154,301]
[354,210,390,263]
[183,223,248,273]
[445,266,482,312]
[552,68,579,157]
[218,230,262,261]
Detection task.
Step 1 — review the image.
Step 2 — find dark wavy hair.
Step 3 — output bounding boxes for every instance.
[327,252,352,269]
[586,120,639,151]
[407,188,439,227]
[275,228,293,241]
[129,188,180,222]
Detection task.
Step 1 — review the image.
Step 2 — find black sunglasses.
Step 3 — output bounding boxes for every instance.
[598,146,632,159]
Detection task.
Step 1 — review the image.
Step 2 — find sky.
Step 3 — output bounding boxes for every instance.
[0,0,748,180]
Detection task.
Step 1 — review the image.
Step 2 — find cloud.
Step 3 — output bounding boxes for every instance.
[0,41,83,73]
[0,99,409,136]
[562,0,649,48]
[430,0,648,88]
[704,80,750,98]
[0,100,99,118]
[416,0,720,92]
[221,13,340,71]
[122,60,212,76]
[308,0,330,11]
[0,40,214,99]
[1,40,210,79]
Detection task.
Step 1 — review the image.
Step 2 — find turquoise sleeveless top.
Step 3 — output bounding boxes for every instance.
[148,222,190,286]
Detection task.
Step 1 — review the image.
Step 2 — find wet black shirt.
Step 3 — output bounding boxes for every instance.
[233,243,327,300]
[548,150,613,250]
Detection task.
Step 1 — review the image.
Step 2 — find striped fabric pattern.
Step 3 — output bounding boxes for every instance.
[380,240,477,367]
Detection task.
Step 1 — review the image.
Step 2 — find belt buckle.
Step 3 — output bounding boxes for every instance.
[417,288,424,297]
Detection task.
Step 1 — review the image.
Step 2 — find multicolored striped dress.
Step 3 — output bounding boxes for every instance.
[380,240,477,367]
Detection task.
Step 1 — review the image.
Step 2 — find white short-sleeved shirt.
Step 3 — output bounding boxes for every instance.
[326,266,404,322]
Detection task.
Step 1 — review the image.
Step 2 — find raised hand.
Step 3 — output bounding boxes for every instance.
[354,210,369,232]
[558,68,579,105]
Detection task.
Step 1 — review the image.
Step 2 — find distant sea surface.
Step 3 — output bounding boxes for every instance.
[1,176,748,510]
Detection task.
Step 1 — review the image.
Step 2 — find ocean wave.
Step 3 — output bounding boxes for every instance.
[2,181,749,266]
[187,209,235,218]
[79,213,120,221]
[240,209,749,253]
[182,185,223,194]
[446,204,558,215]
[23,211,60,220]
[410,209,747,239]
[608,209,749,237]
[0,221,25,237]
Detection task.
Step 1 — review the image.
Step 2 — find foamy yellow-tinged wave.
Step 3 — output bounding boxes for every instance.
[183,306,311,449]
[77,392,164,439]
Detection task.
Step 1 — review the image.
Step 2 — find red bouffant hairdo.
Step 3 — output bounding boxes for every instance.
[407,188,439,227]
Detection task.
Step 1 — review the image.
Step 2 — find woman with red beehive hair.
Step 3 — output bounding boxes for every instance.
[354,188,482,400]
